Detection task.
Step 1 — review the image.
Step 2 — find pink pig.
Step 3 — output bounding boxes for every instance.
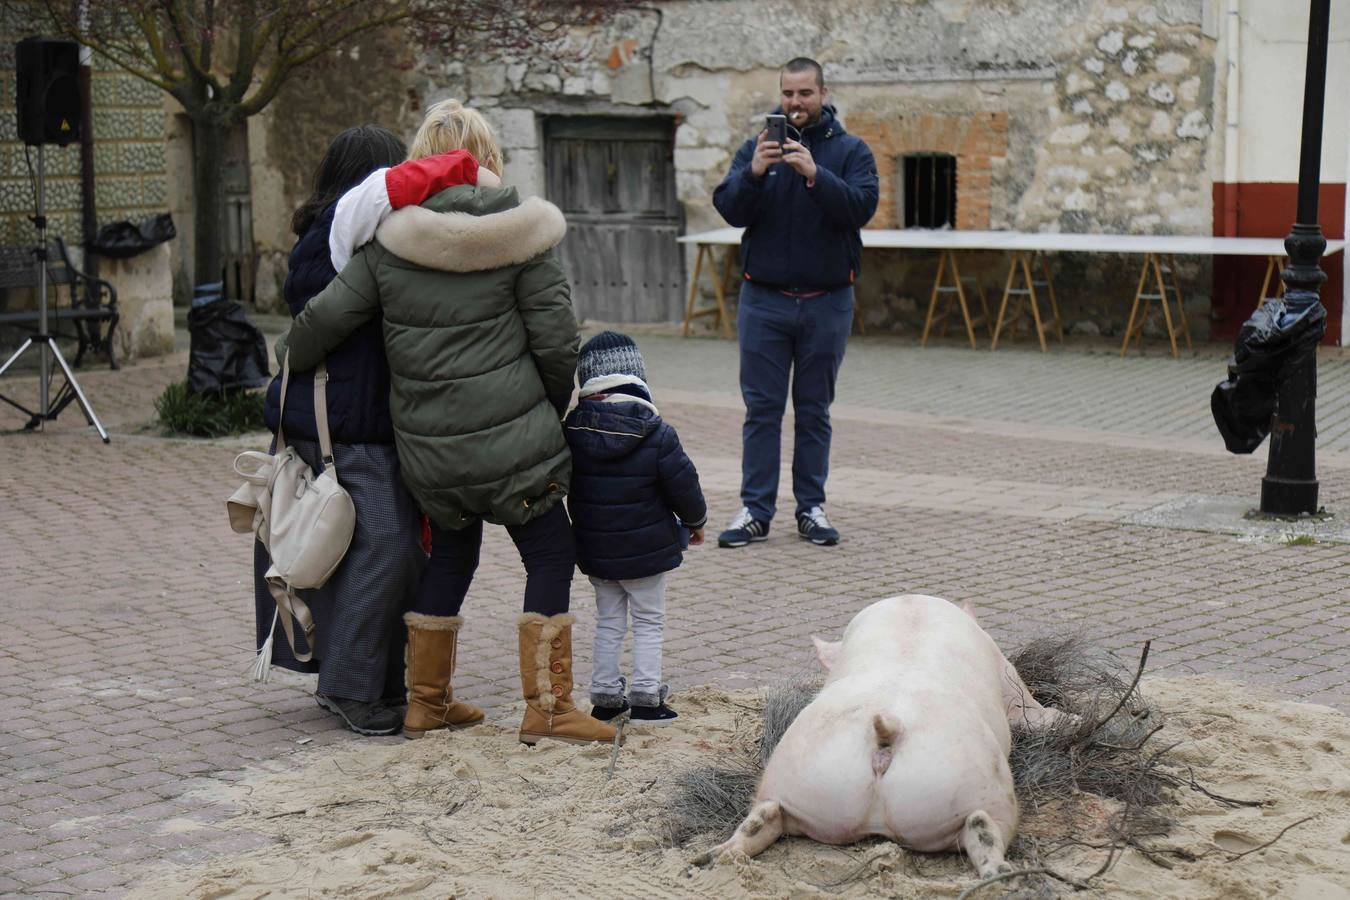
[698,594,1074,877]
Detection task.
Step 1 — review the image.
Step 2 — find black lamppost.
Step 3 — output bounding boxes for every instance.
[1260,0,1332,517]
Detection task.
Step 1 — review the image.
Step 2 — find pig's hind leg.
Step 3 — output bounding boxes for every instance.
[958,810,1014,878]
[993,641,1080,731]
[693,800,787,865]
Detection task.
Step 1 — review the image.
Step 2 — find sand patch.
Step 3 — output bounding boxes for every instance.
[129,677,1350,899]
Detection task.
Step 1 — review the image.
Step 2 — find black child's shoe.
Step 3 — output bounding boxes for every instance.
[591,701,630,722]
[629,702,678,724]
[629,685,677,724]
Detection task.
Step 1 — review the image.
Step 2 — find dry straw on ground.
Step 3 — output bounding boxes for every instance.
[130,657,1350,899]
[663,636,1266,896]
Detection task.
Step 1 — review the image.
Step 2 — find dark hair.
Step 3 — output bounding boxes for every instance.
[781,57,825,89]
[291,125,406,236]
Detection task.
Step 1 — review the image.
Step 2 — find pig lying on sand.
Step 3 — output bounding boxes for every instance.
[696,594,1076,877]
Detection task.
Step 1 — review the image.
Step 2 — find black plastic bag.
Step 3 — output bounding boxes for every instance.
[89,213,177,259]
[187,285,270,394]
[1211,295,1326,453]
[1211,371,1275,454]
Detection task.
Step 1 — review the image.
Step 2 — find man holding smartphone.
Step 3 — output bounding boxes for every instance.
[712,57,879,549]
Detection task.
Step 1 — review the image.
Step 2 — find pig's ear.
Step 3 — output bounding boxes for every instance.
[961,600,978,621]
[812,636,842,670]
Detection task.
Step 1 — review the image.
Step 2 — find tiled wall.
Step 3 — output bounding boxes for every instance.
[0,33,168,254]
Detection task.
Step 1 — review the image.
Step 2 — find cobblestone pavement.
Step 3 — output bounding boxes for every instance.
[1,330,1347,896]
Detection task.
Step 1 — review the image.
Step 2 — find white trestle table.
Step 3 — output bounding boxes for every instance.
[677,227,1347,358]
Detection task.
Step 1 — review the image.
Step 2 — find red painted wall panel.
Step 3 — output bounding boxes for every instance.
[1211,182,1345,346]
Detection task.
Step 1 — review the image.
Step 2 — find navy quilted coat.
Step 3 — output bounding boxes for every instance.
[564,397,706,581]
[263,203,395,444]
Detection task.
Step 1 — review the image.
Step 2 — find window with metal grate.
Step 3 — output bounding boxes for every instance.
[902,153,957,228]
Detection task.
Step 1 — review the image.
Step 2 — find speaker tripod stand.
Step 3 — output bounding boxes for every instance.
[0,144,109,443]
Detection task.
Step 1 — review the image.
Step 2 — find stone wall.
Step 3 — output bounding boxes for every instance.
[1,1,1230,358]
[102,242,173,360]
[341,0,1217,339]
[0,18,174,360]
[249,24,422,312]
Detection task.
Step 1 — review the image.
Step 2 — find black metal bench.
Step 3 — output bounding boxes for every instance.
[0,238,120,369]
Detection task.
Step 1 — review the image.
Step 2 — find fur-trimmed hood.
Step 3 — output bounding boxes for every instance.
[375,185,567,273]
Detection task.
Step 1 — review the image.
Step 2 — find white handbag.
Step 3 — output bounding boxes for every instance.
[228,352,356,680]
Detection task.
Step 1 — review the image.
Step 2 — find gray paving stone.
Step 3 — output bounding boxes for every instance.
[9,864,61,886]
[97,840,160,864]
[50,853,103,876]
[0,830,42,855]
[66,866,139,892]
[13,793,64,815]
[4,331,1349,894]
[0,849,49,874]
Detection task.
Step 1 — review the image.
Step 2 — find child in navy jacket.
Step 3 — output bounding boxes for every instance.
[564,332,707,723]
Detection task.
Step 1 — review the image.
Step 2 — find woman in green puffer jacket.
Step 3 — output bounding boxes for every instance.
[283,100,615,747]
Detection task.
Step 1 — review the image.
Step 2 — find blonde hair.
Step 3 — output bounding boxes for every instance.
[409,99,504,176]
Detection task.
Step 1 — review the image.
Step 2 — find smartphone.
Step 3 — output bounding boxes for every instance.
[765,114,787,146]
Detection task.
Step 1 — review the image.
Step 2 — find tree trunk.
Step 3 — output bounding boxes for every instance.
[190,111,233,291]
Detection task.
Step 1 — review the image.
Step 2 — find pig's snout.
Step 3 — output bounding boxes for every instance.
[871,712,902,776]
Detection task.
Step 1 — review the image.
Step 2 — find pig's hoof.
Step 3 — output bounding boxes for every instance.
[691,846,748,869]
[997,862,1015,875]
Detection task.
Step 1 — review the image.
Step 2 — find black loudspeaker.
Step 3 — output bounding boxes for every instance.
[15,37,81,146]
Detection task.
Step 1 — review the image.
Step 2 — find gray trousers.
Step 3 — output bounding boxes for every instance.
[253,438,425,701]
[589,573,667,701]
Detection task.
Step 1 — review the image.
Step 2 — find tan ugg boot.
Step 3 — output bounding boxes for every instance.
[403,612,485,739]
[517,613,619,745]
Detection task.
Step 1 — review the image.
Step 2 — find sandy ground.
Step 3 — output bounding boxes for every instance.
[130,676,1350,899]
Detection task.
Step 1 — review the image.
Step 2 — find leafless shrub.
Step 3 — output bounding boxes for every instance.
[1007,636,1176,865]
[663,763,760,847]
[663,676,819,846]
[758,675,822,765]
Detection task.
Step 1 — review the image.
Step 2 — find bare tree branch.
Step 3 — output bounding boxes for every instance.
[163,0,211,90]
[239,8,414,116]
[23,0,178,90]
[224,0,251,100]
[132,5,180,83]
[7,0,637,286]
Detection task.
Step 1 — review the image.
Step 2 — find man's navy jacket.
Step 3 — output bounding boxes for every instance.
[713,104,879,291]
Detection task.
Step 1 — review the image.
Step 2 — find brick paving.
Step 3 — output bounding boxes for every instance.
[1,329,1347,896]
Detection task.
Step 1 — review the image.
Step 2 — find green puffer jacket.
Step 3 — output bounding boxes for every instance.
[283,185,578,529]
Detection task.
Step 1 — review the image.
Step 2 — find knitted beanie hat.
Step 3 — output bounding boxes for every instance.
[577,330,647,386]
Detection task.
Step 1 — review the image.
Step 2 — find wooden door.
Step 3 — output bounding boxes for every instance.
[544,117,683,323]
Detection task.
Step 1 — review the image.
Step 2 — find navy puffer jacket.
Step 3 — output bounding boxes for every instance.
[263,203,395,444]
[564,396,706,581]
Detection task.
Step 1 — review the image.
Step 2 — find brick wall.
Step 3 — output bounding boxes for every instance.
[847,111,1008,231]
